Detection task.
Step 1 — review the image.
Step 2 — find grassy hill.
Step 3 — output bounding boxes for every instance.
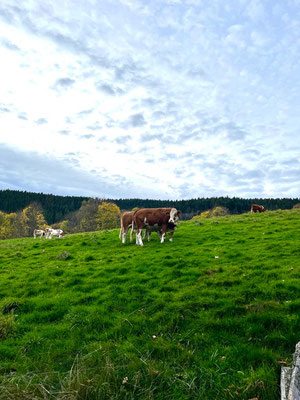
[0,209,299,399]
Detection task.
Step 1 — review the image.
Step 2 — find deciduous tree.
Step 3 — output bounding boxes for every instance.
[97,202,120,230]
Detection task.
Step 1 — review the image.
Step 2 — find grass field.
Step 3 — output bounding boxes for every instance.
[0,209,299,399]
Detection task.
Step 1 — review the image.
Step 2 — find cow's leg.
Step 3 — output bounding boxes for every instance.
[145,228,152,241]
[142,229,147,240]
[130,222,134,242]
[136,229,144,246]
[160,225,167,243]
[156,231,162,240]
[139,229,144,246]
[169,231,174,242]
[122,227,128,244]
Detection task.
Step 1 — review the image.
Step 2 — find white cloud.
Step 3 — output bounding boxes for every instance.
[0,0,299,199]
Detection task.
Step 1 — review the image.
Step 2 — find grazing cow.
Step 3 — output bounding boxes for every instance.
[45,228,64,239]
[119,211,177,244]
[133,208,180,246]
[251,204,266,213]
[33,229,45,239]
[119,211,134,244]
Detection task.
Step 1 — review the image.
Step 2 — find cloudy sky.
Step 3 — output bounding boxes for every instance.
[0,0,299,200]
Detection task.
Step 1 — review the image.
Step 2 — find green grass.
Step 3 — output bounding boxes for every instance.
[0,209,299,399]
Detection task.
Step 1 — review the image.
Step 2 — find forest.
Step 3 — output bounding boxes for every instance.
[0,189,299,223]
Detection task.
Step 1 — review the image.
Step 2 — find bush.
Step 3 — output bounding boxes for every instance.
[192,206,230,219]
[211,206,230,216]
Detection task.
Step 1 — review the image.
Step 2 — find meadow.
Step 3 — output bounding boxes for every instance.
[0,209,299,399]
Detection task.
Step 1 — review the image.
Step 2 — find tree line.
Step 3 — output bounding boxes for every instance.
[0,189,300,223]
[0,190,88,225]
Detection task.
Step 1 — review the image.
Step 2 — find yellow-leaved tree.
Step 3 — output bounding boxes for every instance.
[0,212,20,239]
[97,202,120,230]
[0,211,10,239]
[21,203,47,236]
[60,220,70,233]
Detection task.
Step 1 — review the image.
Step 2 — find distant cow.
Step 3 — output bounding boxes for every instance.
[45,228,64,239]
[251,204,266,213]
[133,208,180,246]
[33,229,45,239]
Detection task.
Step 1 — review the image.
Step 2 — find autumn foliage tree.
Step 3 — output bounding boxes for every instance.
[97,202,120,230]
[0,203,47,239]
[72,198,100,232]
[20,203,47,236]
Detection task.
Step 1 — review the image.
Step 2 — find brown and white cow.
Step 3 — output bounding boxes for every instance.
[119,211,134,244]
[133,208,180,246]
[119,210,177,244]
[251,204,266,213]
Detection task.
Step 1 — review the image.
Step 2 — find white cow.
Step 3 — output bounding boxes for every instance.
[45,228,64,239]
[33,229,45,239]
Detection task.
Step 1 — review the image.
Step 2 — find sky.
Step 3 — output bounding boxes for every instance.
[0,0,300,200]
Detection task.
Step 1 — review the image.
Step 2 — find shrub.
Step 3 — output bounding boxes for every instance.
[211,206,230,217]
[192,206,230,219]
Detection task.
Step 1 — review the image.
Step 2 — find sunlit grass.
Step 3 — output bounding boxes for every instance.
[0,209,299,399]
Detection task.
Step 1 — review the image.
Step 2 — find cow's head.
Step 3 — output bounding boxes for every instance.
[167,221,178,231]
[169,208,180,223]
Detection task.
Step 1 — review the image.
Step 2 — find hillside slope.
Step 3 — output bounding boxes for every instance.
[0,210,299,399]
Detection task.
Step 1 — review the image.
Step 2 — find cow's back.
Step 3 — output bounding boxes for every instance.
[134,208,171,226]
[121,211,134,226]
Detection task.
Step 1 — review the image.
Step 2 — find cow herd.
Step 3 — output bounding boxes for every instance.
[33,228,64,239]
[33,204,265,244]
[119,207,181,246]
[119,204,266,246]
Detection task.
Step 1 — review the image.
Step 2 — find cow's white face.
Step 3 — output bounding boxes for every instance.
[169,208,180,223]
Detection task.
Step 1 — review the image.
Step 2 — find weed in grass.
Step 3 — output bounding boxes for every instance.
[0,315,15,339]
[57,251,71,260]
